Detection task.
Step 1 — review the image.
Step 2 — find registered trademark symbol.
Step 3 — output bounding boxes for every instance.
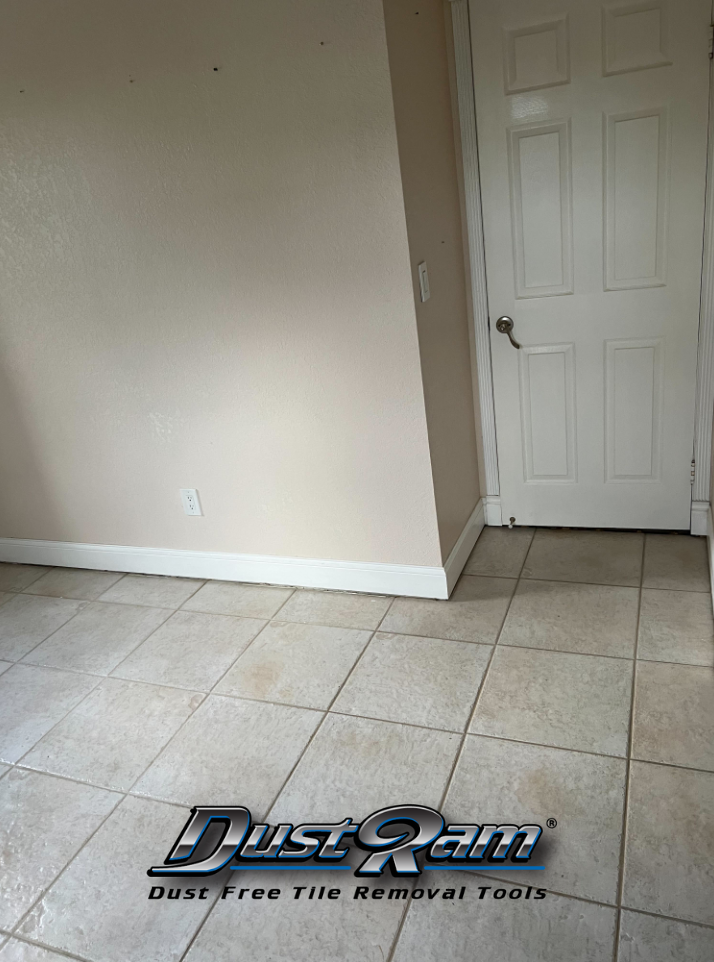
[546,818,557,829]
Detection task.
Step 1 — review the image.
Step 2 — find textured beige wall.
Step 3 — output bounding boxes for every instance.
[382,0,481,559]
[0,0,448,566]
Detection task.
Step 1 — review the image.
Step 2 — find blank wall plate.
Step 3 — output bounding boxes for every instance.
[180,488,202,516]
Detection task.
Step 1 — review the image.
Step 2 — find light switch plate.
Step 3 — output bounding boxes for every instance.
[417,261,430,302]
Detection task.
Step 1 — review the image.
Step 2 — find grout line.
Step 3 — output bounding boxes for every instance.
[4,932,96,962]
[612,533,646,962]
[385,528,536,962]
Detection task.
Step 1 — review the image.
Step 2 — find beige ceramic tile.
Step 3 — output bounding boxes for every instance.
[623,761,714,925]
[112,610,265,691]
[0,595,86,662]
[471,646,633,756]
[464,525,535,577]
[0,769,118,929]
[0,939,72,960]
[618,910,714,962]
[185,872,408,962]
[22,601,171,674]
[0,564,50,593]
[0,665,98,763]
[333,632,491,731]
[392,879,617,962]
[98,573,204,608]
[21,678,203,791]
[216,621,370,709]
[381,576,515,644]
[632,661,714,771]
[522,530,643,586]
[24,567,123,600]
[500,580,639,658]
[276,588,392,630]
[638,589,714,666]
[270,712,460,823]
[643,534,710,592]
[134,694,321,814]
[183,581,294,618]
[445,734,626,904]
[19,796,220,962]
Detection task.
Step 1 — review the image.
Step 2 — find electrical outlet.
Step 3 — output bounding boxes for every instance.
[180,488,202,516]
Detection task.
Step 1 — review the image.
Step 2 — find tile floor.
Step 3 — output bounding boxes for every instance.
[0,529,712,960]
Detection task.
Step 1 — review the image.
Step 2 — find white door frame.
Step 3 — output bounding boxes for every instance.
[448,0,714,534]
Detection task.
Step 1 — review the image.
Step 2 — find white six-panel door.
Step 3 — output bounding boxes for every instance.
[470,0,711,528]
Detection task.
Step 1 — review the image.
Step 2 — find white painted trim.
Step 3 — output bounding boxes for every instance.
[448,0,500,499]
[444,499,485,593]
[483,495,503,526]
[0,501,490,602]
[693,56,714,512]
[691,500,709,536]
[707,506,714,604]
[0,538,449,600]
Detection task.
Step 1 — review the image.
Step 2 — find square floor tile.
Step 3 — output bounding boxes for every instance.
[471,647,633,756]
[276,589,393,630]
[0,595,86,662]
[445,735,626,903]
[522,530,643,586]
[183,581,294,618]
[0,940,71,960]
[24,567,123,601]
[22,602,171,674]
[185,872,407,962]
[18,796,220,962]
[0,665,98,763]
[112,610,265,691]
[21,678,203,791]
[632,661,714,771]
[638,589,714,666]
[333,632,491,731]
[500,580,639,658]
[216,622,370,709]
[618,910,714,962]
[98,573,204,608]
[643,534,709,592]
[392,879,616,962]
[381,576,515,644]
[134,695,321,814]
[0,768,118,929]
[270,713,460,823]
[464,526,534,577]
[624,761,714,924]
[0,564,49,592]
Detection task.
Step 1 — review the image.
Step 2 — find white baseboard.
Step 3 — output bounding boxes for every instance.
[0,500,488,601]
[483,496,502,526]
[443,499,485,594]
[691,500,709,536]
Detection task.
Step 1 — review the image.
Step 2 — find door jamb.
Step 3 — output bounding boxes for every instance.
[448,0,714,534]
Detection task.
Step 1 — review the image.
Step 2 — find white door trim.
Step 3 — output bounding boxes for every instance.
[449,0,714,534]
[448,0,501,525]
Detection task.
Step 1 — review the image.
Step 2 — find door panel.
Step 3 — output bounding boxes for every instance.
[470,0,711,528]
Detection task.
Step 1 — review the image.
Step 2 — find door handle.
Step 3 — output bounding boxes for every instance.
[495,316,521,350]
